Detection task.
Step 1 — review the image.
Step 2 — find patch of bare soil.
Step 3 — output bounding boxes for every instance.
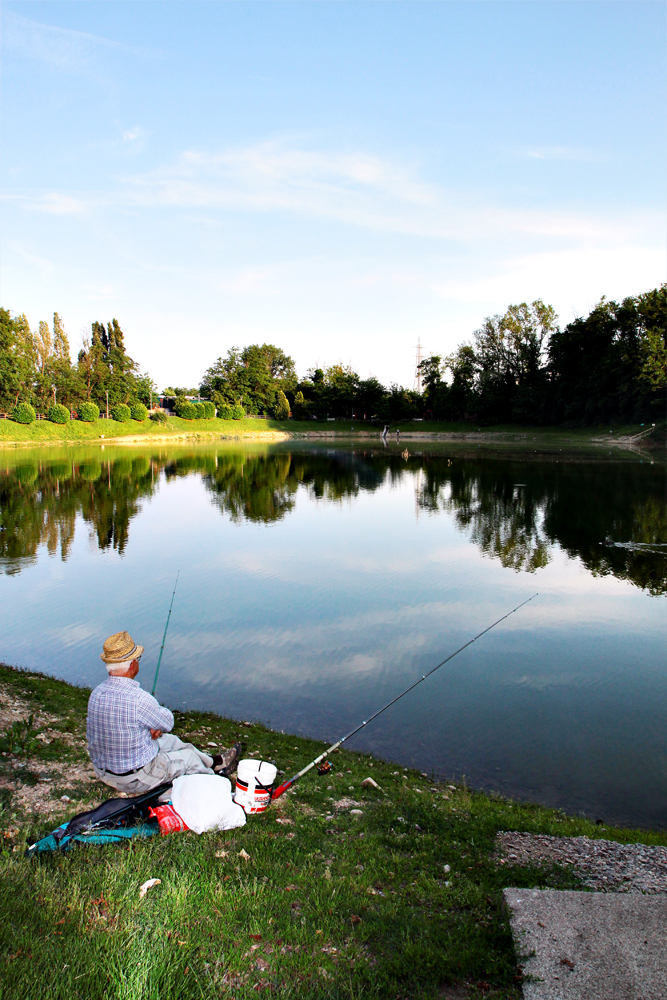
[0,683,103,820]
[0,683,62,733]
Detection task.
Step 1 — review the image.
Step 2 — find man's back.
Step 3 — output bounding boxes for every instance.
[86,675,174,774]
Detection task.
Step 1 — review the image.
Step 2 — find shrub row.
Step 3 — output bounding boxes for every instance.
[10,398,251,426]
[173,399,217,420]
[10,401,150,425]
[217,403,245,420]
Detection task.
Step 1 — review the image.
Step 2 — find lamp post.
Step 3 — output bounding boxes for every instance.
[106,390,109,420]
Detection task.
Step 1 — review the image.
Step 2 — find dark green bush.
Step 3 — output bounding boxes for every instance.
[150,410,168,423]
[47,403,70,424]
[192,402,206,419]
[130,403,148,421]
[173,395,197,419]
[110,403,131,423]
[202,400,216,419]
[232,403,245,420]
[78,401,99,422]
[217,404,234,420]
[12,402,36,424]
[175,402,197,420]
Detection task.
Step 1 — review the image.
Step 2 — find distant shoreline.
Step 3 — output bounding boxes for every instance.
[0,416,663,452]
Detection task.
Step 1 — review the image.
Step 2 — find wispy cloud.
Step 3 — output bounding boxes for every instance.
[5,137,662,259]
[519,145,600,163]
[1,11,162,78]
[9,243,55,278]
[118,139,651,246]
[429,245,664,305]
[122,127,144,144]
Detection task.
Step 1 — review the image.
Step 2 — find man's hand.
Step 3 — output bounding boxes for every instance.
[150,729,163,740]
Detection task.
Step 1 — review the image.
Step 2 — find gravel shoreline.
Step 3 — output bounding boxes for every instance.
[496,831,667,894]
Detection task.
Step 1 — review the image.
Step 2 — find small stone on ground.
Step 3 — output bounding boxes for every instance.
[504,888,667,1000]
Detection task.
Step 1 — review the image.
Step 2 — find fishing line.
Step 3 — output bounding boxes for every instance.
[272,593,539,800]
[151,571,180,697]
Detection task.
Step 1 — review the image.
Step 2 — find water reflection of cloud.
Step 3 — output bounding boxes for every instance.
[54,622,100,648]
[507,673,596,690]
[170,600,464,651]
[217,544,470,585]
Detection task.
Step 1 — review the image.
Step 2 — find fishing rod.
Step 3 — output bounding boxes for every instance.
[271,593,539,801]
[151,571,180,696]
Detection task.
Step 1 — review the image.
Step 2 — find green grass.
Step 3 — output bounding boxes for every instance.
[0,415,291,445]
[2,415,663,449]
[1,664,666,1000]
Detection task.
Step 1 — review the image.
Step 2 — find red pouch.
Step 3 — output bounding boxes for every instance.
[148,803,189,835]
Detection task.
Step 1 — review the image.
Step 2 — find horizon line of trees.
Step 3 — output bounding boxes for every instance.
[1,283,664,425]
[197,285,665,425]
[0,310,154,416]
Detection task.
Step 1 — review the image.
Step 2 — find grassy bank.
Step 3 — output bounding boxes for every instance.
[1,664,666,1000]
[1,415,662,450]
[0,415,290,446]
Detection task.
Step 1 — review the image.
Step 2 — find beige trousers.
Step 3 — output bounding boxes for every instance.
[93,734,214,796]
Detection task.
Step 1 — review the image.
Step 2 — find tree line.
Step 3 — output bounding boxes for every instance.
[1,284,664,424]
[198,286,665,425]
[0,311,154,415]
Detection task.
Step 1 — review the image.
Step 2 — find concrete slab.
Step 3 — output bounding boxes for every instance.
[503,888,667,1000]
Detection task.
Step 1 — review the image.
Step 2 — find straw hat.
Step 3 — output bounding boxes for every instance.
[100,631,144,664]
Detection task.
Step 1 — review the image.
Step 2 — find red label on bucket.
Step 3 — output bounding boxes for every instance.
[234,760,277,814]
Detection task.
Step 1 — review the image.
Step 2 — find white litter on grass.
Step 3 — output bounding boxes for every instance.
[361,777,379,790]
[215,850,229,859]
[171,774,246,834]
[207,742,217,747]
[350,810,363,816]
[238,849,251,861]
[139,879,161,899]
[60,795,71,803]
[443,864,451,873]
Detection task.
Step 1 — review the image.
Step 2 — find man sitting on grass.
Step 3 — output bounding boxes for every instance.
[87,631,241,796]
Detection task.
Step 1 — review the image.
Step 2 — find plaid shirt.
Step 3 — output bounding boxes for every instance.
[86,676,174,773]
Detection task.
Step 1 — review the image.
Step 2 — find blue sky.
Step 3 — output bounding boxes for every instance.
[1,1,665,390]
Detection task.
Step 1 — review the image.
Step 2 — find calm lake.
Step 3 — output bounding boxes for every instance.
[1,440,665,828]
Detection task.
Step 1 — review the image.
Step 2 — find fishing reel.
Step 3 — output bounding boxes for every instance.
[317,761,334,776]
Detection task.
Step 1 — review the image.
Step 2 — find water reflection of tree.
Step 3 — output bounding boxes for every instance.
[541,464,667,596]
[1,450,664,595]
[203,453,298,523]
[417,458,666,595]
[418,462,551,572]
[0,456,156,574]
[200,452,385,521]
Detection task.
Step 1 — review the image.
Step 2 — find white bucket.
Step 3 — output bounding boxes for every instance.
[233,759,278,814]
